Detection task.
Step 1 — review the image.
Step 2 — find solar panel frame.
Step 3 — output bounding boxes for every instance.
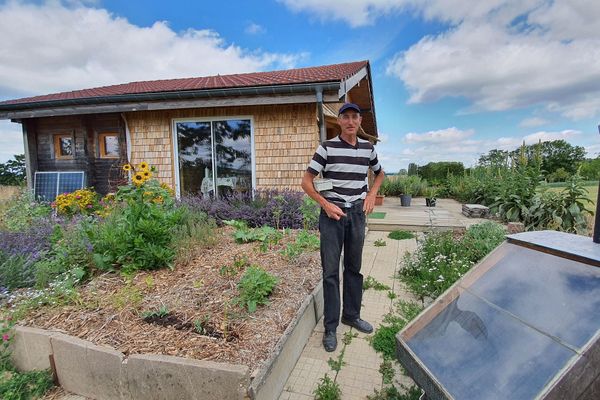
[33,171,86,202]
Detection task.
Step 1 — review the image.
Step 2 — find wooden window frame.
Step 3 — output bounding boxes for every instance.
[98,132,120,159]
[53,134,74,160]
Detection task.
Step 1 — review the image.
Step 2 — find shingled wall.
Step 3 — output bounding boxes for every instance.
[124,103,319,191]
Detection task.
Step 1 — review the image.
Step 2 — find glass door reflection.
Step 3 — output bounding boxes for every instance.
[213,119,252,198]
[175,121,213,195]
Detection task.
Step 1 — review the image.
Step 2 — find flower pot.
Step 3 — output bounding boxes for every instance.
[400,194,412,207]
[375,195,385,206]
[425,198,436,207]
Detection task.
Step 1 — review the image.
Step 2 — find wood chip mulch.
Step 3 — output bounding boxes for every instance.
[20,227,321,374]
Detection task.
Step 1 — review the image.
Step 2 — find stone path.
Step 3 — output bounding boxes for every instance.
[279,230,419,400]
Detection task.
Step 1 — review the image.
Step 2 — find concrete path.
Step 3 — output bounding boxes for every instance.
[279,231,419,400]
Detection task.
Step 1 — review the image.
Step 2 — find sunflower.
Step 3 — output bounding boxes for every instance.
[143,170,152,179]
[138,162,149,171]
[122,164,132,172]
[132,173,145,186]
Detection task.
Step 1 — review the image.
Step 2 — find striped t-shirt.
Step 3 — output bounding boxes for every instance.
[307,135,383,203]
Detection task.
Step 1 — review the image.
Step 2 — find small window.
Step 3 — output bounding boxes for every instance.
[54,134,73,159]
[98,133,120,158]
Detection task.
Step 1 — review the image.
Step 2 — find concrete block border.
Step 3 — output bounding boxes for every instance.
[10,281,325,400]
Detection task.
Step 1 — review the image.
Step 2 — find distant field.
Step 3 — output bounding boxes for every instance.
[543,183,598,210]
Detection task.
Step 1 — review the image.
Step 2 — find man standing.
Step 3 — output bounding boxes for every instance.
[301,102,385,352]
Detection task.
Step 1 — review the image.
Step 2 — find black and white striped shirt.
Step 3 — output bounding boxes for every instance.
[307,136,383,203]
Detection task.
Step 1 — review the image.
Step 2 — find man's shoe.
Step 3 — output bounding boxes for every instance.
[341,317,373,333]
[323,330,337,352]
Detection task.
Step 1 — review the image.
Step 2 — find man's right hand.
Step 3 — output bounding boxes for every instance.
[323,202,346,220]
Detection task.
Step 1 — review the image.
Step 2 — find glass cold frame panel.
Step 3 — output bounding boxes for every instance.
[213,120,252,197]
[467,244,600,349]
[401,242,600,400]
[176,121,212,195]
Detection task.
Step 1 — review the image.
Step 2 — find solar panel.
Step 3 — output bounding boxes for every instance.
[396,231,600,400]
[34,171,85,202]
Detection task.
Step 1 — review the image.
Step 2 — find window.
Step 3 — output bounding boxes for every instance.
[173,118,253,198]
[98,133,120,158]
[54,134,73,159]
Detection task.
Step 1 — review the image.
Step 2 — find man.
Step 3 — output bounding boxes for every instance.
[301,102,385,352]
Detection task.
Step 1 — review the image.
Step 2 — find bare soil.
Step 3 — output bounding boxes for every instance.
[20,226,321,373]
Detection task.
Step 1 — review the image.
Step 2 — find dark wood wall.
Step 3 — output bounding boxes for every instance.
[29,113,126,195]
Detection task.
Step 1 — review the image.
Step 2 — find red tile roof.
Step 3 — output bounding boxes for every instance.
[1,61,368,106]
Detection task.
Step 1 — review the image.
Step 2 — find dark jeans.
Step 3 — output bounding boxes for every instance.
[319,201,366,332]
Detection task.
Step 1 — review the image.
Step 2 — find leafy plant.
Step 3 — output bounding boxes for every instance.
[235,265,278,313]
[280,230,320,260]
[379,359,395,385]
[111,284,143,311]
[388,231,414,240]
[193,315,211,335]
[141,305,170,320]
[0,189,51,232]
[342,331,358,345]
[367,384,423,400]
[363,276,390,291]
[387,291,397,300]
[0,369,54,400]
[220,255,250,278]
[327,352,345,372]
[370,301,422,360]
[313,374,342,400]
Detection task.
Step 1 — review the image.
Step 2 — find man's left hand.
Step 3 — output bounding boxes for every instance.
[363,193,376,214]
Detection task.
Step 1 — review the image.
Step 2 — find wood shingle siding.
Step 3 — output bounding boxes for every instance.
[125,104,319,191]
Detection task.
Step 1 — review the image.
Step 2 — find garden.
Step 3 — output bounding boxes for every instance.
[0,162,323,399]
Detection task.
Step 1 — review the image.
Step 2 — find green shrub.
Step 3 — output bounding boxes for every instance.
[87,179,184,273]
[236,265,278,313]
[400,222,505,299]
[300,196,319,230]
[0,189,51,232]
[388,230,414,240]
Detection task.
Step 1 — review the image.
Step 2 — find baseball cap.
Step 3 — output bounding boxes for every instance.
[338,102,361,115]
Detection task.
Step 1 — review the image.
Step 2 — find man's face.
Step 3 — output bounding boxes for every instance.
[338,110,361,135]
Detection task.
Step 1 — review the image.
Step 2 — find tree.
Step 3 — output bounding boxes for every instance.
[0,154,26,185]
[478,149,509,169]
[419,161,464,182]
[578,157,600,180]
[532,140,586,176]
[407,163,418,176]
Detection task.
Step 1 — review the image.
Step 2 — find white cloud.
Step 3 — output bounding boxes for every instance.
[385,0,600,120]
[279,0,407,27]
[245,22,266,35]
[522,129,581,144]
[0,1,303,98]
[519,117,549,127]
[404,127,474,143]
[0,121,24,163]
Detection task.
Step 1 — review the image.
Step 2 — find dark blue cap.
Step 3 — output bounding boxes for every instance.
[338,102,361,115]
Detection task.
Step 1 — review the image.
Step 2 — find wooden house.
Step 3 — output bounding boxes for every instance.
[0,60,379,200]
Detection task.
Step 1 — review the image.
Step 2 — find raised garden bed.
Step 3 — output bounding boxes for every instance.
[8,226,323,399]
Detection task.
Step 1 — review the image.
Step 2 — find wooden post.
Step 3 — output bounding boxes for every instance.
[21,119,37,191]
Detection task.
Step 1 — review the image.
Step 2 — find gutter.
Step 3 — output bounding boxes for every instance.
[0,82,342,112]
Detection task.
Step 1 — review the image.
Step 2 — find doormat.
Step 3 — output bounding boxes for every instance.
[369,212,386,219]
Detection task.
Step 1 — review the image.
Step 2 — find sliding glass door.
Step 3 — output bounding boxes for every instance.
[174,118,253,198]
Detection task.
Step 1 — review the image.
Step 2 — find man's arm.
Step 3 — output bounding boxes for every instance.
[363,170,385,214]
[301,171,346,221]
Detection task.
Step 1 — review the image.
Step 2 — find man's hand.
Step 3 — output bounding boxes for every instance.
[363,193,376,215]
[323,202,346,220]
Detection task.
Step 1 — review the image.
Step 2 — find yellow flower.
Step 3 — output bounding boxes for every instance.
[143,170,152,180]
[122,164,132,172]
[138,162,149,171]
[133,173,145,186]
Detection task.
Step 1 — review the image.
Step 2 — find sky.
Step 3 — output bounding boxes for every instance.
[0,0,599,173]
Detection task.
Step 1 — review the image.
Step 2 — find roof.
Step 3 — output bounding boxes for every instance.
[0,61,368,106]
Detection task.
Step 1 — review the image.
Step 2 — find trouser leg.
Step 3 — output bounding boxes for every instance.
[342,209,366,320]
[319,210,344,332]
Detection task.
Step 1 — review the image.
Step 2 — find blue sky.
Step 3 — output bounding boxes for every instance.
[0,0,599,173]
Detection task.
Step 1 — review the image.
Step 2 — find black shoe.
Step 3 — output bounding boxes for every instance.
[341,317,373,333]
[323,330,337,352]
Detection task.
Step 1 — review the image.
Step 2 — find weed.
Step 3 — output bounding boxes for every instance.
[144,275,154,289]
[342,331,358,345]
[141,305,169,320]
[280,230,320,260]
[192,279,204,288]
[193,315,211,335]
[363,276,390,291]
[327,348,346,372]
[220,255,249,278]
[111,284,143,311]
[374,239,387,247]
[387,291,397,300]
[313,374,342,400]
[367,384,422,400]
[370,301,422,360]
[388,231,414,240]
[379,359,395,385]
[0,369,54,400]
[235,266,278,313]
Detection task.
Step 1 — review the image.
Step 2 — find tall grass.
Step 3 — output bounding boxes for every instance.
[0,185,19,203]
